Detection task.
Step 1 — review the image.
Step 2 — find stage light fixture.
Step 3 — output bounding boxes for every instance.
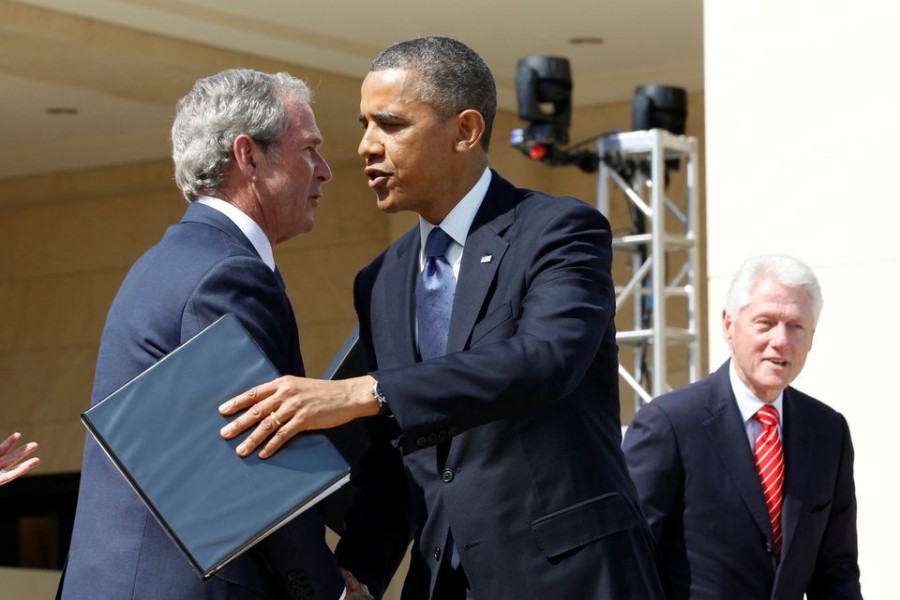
[514,55,573,146]
[511,56,689,176]
[631,84,687,135]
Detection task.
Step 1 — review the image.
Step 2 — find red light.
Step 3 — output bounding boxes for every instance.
[528,145,547,160]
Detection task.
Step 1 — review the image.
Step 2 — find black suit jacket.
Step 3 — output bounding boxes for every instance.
[622,361,861,599]
[336,172,666,599]
[62,203,344,600]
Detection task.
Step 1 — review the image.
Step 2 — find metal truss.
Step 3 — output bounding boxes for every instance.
[595,129,700,412]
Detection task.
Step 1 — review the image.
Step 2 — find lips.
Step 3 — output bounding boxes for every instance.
[364,167,391,189]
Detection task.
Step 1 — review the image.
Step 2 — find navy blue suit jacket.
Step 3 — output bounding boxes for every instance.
[622,361,861,599]
[336,172,666,599]
[62,203,344,600]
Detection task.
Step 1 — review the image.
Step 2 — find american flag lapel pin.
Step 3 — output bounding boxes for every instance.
[480,254,493,264]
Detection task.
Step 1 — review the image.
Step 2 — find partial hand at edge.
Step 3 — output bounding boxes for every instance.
[0,432,40,485]
[218,375,379,459]
[341,568,374,600]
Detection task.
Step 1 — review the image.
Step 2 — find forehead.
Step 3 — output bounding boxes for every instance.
[284,100,321,141]
[360,68,426,108]
[742,278,813,318]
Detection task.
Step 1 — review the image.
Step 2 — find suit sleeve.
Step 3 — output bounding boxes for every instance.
[375,200,617,451]
[184,256,346,600]
[806,415,862,599]
[621,401,683,542]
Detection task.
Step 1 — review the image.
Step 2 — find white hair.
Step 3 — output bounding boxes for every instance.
[725,254,823,325]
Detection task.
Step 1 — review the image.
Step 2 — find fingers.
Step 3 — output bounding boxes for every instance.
[0,432,21,457]
[235,412,293,459]
[219,377,287,440]
[340,569,372,600]
[0,456,40,486]
[0,440,38,470]
[219,380,275,416]
[218,377,305,459]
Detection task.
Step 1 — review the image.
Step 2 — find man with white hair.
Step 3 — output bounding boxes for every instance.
[623,254,861,599]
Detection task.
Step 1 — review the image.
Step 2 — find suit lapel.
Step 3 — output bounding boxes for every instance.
[703,364,774,543]
[377,230,419,363]
[778,388,810,558]
[446,172,515,353]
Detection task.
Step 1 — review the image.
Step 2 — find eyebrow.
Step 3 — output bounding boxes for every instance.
[300,131,324,146]
[359,111,403,125]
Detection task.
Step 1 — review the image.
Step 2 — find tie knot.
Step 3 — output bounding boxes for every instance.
[755,404,780,427]
[425,227,453,260]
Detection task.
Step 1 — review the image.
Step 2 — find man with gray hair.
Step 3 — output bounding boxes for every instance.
[61,69,365,599]
[623,254,862,599]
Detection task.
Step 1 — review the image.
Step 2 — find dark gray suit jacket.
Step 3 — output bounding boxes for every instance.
[336,172,667,599]
[62,203,344,600]
[623,361,861,599]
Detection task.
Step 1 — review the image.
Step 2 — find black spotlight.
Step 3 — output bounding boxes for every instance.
[515,56,573,146]
[631,84,687,134]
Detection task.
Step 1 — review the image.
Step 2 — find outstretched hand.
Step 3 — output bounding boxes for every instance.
[0,432,40,485]
[218,374,379,459]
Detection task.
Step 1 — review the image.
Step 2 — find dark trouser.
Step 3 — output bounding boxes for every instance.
[431,559,470,600]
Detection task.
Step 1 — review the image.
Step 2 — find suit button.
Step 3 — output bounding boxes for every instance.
[427,432,437,444]
[441,468,455,483]
[416,436,427,447]
[433,546,442,561]
[437,430,448,442]
[448,426,459,436]
[766,542,774,553]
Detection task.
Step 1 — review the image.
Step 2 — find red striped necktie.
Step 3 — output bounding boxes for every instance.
[754,404,784,555]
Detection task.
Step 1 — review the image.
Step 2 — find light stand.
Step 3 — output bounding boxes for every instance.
[512,60,699,409]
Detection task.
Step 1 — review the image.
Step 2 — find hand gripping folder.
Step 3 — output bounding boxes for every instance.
[81,313,351,578]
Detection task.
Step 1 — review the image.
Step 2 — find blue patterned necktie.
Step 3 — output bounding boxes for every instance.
[416,227,456,360]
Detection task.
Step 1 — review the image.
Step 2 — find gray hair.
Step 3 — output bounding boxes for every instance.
[171,69,312,201]
[725,254,824,325]
[370,36,497,151]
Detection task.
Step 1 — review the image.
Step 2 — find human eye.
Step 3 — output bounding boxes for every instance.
[754,319,774,331]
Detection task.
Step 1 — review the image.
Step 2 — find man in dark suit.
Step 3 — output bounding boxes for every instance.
[220,37,667,599]
[62,69,366,599]
[622,254,861,599]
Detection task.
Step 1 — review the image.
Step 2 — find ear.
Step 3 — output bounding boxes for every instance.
[721,308,734,346]
[232,134,258,178]
[454,109,486,151]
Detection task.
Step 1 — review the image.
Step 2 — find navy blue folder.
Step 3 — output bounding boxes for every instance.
[81,313,351,578]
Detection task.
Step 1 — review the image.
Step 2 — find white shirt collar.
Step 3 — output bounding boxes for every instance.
[418,168,491,263]
[729,359,785,424]
[195,196,276,271]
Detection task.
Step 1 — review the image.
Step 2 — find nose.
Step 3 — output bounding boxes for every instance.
[769,323,788,348]
[315,151,332,183]
[358,124,383,159]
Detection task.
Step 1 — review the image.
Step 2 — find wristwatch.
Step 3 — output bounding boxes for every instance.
[372,380,390,416]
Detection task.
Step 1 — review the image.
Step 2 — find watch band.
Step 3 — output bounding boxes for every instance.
[372,380,390,415]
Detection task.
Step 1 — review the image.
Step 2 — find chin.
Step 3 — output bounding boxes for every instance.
[376,198,401,214]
